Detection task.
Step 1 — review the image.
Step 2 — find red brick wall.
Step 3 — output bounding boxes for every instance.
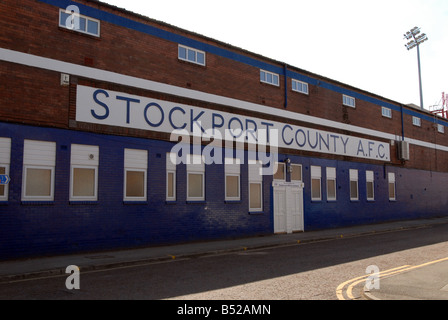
[1,0,447,172]
[0,62,69,128]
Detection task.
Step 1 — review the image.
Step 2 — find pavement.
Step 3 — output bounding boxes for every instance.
[363,259,448,300]
[1,216,448,300]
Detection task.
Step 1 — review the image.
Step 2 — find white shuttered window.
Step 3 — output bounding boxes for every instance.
[349,169,359,201]
[311,166,322,201]
[225,158,241,201]
[249,160,263,212]
[70,144,99,201]
[0,138,11,201]
[124,149,147,201]
[22,140,56,201]
[187,154,205,201]
[326,167,337,201]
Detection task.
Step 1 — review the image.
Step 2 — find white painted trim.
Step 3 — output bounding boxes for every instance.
[1,48,448,154]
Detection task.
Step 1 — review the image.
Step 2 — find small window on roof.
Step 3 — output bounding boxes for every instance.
[382,107,392,118]
[343,95,356,108]
[292,79,309,95]
[260,70,279,86]
[178,45,206,66]
[59,9,100,37]
[412,116,421,127]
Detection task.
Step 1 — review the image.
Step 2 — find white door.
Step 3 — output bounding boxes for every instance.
[273,185,287,233]
[273,182,304,234]
[288,185,304,232]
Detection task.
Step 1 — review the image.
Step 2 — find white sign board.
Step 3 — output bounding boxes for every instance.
[76,85,390,162]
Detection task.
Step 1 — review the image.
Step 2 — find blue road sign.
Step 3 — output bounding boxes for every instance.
[0,174,10,185]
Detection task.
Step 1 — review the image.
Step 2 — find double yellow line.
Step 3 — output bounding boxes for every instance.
[336,257,448,300]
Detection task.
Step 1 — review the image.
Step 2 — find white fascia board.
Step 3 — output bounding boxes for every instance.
[1,47,446,153]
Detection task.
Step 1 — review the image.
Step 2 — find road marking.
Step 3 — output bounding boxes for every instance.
[346,266,411,299]
[336,265,410,300]
[337,257,448,300]
[1,257,190,284]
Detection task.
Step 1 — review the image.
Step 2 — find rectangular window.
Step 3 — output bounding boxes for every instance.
[225,158,241,201]
[0,166,7,201]
[22,140,56,201]
[311,166,322,201]
[412,116,421,127]
[366,170,375,201]
[437,124,445,134]
[188,173,203,198]
[187,154,205,201]
[166,153,177,201]
[349,169,359,201]
[291,164,302,182]
[249,160,263,212]
[326,167,337,201]
[382,107,392,118]
[0,138,11,201]
[167,171,176,199]
[59,9,100,37]
[292,79,309,95]
[178,45,206,66]
[343,95,356,108]
[260,70,279,86]
[72,168,95,197]
[124,149,147,201]
[249,183,262,210]
[273,162,286,181]
[388,172,396,201]
[70,144,99,201]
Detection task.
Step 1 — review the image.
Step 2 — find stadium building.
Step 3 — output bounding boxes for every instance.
[1,0,448,260]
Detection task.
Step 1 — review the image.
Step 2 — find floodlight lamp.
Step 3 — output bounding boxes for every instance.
[403,26,427,110]
[411,27,420,35]
[405,42,417,50]
[416,34,428,43]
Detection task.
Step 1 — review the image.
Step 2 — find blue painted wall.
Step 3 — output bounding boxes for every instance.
[0,123,271,260]
[1,122,447,260]
[296,157,448,230]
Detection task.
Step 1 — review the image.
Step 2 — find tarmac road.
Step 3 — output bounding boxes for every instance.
[0,218,447,300]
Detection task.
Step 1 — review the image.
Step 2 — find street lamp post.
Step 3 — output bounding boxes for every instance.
[404,27,428,110]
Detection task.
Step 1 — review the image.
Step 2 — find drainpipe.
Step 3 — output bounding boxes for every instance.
[400,105,405,141]
[284,64,288,109]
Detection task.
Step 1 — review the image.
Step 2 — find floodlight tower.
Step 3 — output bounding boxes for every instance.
[404,27,428,110]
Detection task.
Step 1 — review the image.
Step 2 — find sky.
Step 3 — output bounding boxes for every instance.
[102,0,448,110]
